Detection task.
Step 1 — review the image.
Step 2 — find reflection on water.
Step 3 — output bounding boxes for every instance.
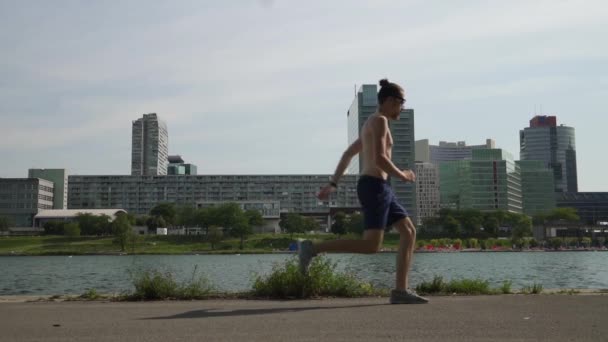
[1,252,607,295]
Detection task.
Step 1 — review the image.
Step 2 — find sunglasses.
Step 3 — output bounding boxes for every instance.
[393,96,406,105]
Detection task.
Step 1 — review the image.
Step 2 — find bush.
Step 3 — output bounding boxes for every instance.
[128,266,214,300]
[500,280,513,294]
[252,256,379,299]
[521,283,543,294]
[416,276,494,295]
[80,288,102,300]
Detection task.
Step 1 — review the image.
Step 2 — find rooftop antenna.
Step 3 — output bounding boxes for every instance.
[354,84,357,97]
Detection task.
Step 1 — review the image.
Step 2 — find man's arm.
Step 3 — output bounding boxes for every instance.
[330,138,362,184]
[373,116,412,182]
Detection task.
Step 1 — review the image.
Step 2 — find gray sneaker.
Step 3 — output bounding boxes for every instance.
[390,289,429,304]
[297,240,316,274]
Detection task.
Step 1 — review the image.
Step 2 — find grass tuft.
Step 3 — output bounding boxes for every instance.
[251,256,382,299]
[127,266,214,300]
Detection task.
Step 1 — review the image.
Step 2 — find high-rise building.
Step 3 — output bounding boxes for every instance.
[347,84,416,223]
[167,155,198,175]
[27,168,68,209]
[440,149,522,213]
[415,139,495,164]
[415,162,440,225]
[520,115,578,193]
[516,161,556,216]
[131,113,169,176]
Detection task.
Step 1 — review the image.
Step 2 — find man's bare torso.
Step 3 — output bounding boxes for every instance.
[360,113,392,180]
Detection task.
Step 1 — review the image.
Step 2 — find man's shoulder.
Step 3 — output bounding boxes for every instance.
[368,114,388,128]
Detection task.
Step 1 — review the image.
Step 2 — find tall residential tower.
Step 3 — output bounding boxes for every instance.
[131,113,169,176]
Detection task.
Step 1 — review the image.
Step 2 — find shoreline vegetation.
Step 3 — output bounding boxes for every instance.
[2,256,607,302]
[1,234,607,256]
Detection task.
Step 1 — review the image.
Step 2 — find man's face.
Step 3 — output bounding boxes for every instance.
[389,91,406,119]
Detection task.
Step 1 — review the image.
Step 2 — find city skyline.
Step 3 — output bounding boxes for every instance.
[1,1,607,191]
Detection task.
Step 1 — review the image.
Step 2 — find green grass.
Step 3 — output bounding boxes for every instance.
[126,266,214,300]
[251,256,383,299]
[0,234,342,255]
[521,283,544,294]
[416,276,514,295]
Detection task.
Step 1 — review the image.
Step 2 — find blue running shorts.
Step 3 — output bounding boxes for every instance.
[357,175,409,230]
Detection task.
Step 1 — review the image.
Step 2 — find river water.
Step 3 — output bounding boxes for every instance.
[1,252,607,295]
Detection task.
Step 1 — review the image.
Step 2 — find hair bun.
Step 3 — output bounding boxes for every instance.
[379,79,390,87]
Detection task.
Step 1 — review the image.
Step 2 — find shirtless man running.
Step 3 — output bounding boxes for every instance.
[298,79,428,304]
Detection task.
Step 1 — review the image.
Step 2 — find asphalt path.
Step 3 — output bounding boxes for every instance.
[1,295,607,341]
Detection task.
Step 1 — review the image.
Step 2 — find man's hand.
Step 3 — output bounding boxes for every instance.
[317,184,336,200]
[401,169,416,183]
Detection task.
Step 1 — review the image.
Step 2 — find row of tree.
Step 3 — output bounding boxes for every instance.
[0,216,11,232]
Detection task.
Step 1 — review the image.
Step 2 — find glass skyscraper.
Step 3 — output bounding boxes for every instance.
[516,160,556,216]
[347,84,417,223]
[131,113,169,176]
[440,149,522,213]
[520,115,578,193]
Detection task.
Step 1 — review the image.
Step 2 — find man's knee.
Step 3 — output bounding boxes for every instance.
[395,218,416,238]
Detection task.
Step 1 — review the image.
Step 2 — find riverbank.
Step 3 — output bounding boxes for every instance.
[1,235,607,256]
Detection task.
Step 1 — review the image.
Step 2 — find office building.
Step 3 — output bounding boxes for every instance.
[167,155,198,175]
[131,113,169,176]
[520,115,578,193]
[415,139,495,164]
[440,149,522,213]
[0,178,54,227]
[347,84,417,222]
[415,162,440,225]
[516,161,556,216]
[557,192,608,225]
[27,168,68,209]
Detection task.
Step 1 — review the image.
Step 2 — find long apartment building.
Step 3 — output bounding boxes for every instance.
[68,174,360,218]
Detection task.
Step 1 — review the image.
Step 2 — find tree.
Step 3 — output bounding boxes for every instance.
[0,216,11,232]
[150,203,177,226]
[230,215,251,250]
[331,212,348,236]
[482,214,499,236]
[43,221,65,235]
[459,209,482,235]
[511,216,532,241]
[146,216,166,231]
[135,215,149,227]
[443,216,461,237]
[245,210,264,229]
[207,226,223,250]
[346,212,364,235]
[112,214,132,252]
[303,216,321,233]
[279,213,306,238]
[546,208,580,222]
[75,213,112,236]
[63,222,81,237]
[176,205,198,227]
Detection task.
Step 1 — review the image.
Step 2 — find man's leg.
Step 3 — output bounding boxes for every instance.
[298,229,383,273]
[393,217,416,290]
[314,229,384,254]
[390,217,428,304]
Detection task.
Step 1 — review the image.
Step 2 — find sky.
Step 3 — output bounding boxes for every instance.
[0,0,606,191]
